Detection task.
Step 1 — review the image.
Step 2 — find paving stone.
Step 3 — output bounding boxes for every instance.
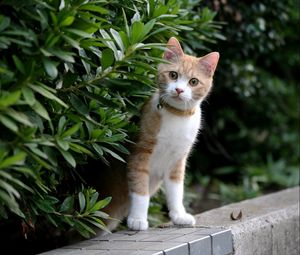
[189,236,211,255]
[193,228,225,236]
[110,233,163,242]
[91,234,127,241]
[167,233,209,243]
[163,243,189,255]
[86,240,166,251]
[142,228,181,234]
[166,227,200,235]
[142,241,188,251]
[140,233,182,242]
[211,229,233,255]
[40,250,109,255]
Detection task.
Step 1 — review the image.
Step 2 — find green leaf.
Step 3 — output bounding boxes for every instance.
[92,143,103,156]
[110,28,124,52]
[102,134,126,143]
[60,150,76,168]
[101,48,114,71]
[78,191,85,213]
[49,49,75,62]
[26,145,48,160]
[69,93,88,116]
[60,196,74,212]
[12,55,25,74]
[83,217,109,232]
[0,190,24,217]
[0,180,20,198]
[0,170,33,193]
[59,16,75,27]
[89,191,99,208]
[118,31,129,49]
[42,58,58,79]
[90,196,111,212]
[22,87,36,106]
[62,34,80,50]
[121,8,130,36]
[0,115,18,132]
[0,151,26,169]
[0,15,10,32]
[99,29,120,60]
[93,210,110,219]
[0,91,21,108]
[58,116,66,135]
[5,109,33,127]
[36,200,55,213]
[130,21,144,44]
[142,19,156,38]
[74,221,95,238]
[79,4,109,14]
[29,84,68,108]
[56,138,70,151]
[102,147,125,163]
[61,123,81,138]
[64,28,93,38]
[69,143,92,155]
[31,101,50,120]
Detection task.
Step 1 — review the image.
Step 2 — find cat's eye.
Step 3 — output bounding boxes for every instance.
[189,78,199,87]
[169,71,178,80]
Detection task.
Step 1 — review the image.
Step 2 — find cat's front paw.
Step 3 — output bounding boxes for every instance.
[169,211,196,226]
[127,217,149,231]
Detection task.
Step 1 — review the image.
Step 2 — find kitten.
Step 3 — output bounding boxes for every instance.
[126,37,219,230]
[92,37,219,232]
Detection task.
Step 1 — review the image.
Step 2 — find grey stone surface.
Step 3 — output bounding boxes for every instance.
[211,229,233,255]
[163,243,189,255]
[195,186,299,255]
[39,187,299,255]
[189,236,212,255]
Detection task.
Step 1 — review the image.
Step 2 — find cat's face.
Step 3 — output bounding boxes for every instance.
[158,37,219,110]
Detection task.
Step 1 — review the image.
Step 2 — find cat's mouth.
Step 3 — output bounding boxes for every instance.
[171,94,187,102]
[172,95,182,100]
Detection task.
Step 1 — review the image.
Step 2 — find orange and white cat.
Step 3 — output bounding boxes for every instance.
[126,37,219,230]
[93,37,219,232]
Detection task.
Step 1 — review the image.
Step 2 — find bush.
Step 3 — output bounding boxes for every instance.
[0,0,222,252]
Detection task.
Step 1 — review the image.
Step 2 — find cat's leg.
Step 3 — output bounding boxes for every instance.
[127,152,151,230]
[164,157,195,226]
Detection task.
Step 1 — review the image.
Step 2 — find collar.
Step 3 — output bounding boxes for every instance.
[157,99,196,117]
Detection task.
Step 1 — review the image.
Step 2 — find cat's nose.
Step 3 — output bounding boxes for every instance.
[175,88,184,94]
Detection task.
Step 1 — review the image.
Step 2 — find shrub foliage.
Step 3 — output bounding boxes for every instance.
[0,0,222,241]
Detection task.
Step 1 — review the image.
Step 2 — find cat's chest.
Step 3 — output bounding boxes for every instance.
[157,109,200,149]
[149,106,201,176]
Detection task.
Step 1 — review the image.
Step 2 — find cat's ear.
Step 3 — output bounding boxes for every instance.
[163,37,184,61]
[199,52,220,77]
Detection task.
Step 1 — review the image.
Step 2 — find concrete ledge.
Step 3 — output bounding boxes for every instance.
[40,187,299,255]
[195,186,299,255]
[39,227,233,255]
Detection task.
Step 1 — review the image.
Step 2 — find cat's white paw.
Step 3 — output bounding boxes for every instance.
[169,211,196,226]
[127,217,149,231]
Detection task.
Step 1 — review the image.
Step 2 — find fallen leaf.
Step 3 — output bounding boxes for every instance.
[230,210,243,220]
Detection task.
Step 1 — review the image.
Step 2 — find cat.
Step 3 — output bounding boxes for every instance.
[126,37,219,230]
[92,37,219,232]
